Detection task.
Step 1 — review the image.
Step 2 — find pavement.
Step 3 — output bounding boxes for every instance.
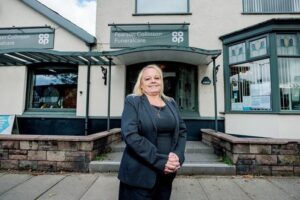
[0,172,299,200]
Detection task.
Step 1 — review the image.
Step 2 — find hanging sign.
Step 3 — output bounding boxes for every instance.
[110,24,189,48]
[0,27,54,49]
[0,115,15,135]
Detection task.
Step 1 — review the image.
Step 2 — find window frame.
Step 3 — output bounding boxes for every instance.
[25,63,78,113]
[134,0,191,15]
[242,0,300,14]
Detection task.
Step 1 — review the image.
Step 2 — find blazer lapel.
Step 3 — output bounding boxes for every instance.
[141,95,158,132]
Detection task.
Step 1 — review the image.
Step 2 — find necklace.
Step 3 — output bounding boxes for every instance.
[152,105,163,118]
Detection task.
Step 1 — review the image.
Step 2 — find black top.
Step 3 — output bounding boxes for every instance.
[152,105,176,154]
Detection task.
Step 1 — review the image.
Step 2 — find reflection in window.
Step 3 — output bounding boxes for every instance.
[230,59,271,111]
[279,58,300,111]
[229,43,246,64]
[136,0,188,14]
[277,34,298,55]
[29,67,78,109]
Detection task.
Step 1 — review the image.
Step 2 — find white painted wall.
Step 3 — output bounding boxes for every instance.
[0,66,27,115]
[225,114,300,139]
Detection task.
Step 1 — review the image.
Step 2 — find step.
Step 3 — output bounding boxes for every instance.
[89,141,235,175]
[110,141,214,154]
[89,160,235,175]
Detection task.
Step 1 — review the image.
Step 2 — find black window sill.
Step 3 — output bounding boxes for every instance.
[224,111,300,115]
[242,12,300,15]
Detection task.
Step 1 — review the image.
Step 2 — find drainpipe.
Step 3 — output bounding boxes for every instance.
[107,57,112,131]
[212,57,218,132]
[84,45,92,135]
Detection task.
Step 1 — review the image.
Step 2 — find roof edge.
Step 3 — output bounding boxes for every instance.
[22,0,96,45]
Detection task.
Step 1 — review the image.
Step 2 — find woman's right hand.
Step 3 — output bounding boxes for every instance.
[164,152,180,174]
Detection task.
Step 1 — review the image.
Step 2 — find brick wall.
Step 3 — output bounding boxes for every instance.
[201,129,300,176]
[0,128,121,172]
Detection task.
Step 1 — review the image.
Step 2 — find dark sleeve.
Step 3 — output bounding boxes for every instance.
[121,95,168,171]
[171,99,187,165]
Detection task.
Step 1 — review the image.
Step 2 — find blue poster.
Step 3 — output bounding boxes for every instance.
[0,115,15,134]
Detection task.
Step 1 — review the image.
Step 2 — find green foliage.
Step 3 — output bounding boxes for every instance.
[219,155,233,165]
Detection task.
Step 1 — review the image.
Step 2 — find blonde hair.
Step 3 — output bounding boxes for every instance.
[133,64,169,100]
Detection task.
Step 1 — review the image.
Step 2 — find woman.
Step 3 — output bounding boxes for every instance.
[118,64,187,200]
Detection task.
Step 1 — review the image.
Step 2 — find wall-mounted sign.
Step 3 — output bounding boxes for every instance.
[110,24,189,48]
[0,115,15,135]
[0,27,54,49]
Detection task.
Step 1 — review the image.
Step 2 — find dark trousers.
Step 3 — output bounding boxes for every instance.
[118,173,175,200]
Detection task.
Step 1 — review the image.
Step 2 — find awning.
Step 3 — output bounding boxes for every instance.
[103,45,221,66]
[0,48,110,66]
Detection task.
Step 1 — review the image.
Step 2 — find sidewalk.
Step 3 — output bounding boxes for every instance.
[0,172,299,200]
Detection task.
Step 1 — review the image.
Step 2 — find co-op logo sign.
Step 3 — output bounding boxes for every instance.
[38,34,50,45]
[172,31,184,44]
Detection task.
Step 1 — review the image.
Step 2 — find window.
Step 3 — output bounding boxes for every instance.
[243,0,300,13]
[230,59,271,111]
[279,58,300,111]
[27,65,78,110]
[136,0,189,14]
[229,43,246,64]
[126,62,198,116]
[277,34,299,56]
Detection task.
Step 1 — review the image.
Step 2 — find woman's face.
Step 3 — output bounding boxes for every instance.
[140,67,162,96]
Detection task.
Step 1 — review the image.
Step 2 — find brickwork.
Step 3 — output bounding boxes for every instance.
[201,129,300,176]
[0,128,121,172]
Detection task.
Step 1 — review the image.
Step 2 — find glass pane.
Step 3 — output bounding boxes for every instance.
[230,59,271,111]
[229,43,246,64]
[137,0,188,14]
[250,37,267,58]
[277,34,298,56]
[30,68,78,109]
[243,0,300,13]
[279,58,300,111]
[176,66,196,112]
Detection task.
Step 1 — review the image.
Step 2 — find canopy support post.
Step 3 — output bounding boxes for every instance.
[107,57,112,131]
[212,57,218,132]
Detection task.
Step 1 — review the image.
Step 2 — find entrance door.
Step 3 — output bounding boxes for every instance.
[126,62,198,117]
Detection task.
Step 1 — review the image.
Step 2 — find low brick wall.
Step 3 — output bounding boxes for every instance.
[201,129,300,176]
[0,128,121,172]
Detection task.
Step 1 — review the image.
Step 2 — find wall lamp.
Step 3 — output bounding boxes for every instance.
[201,76,211,85]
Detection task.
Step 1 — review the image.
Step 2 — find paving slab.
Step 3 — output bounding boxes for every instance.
[0,174,65,200]
[171,177,208,200]
[81,173,119,200]
[233,177,296,200]
[37,174,98,200]
[268,177,300,200]
[0,173,32,195]
[199,177,252,200]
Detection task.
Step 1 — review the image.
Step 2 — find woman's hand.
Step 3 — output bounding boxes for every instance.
[164,152,180,174]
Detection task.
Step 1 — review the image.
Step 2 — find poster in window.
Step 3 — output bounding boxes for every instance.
[251,96,271,110]
[250,38,267,58]
[0,115,15,135]
[229,43,246,64]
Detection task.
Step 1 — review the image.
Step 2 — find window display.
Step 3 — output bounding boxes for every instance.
[28,66,78,110]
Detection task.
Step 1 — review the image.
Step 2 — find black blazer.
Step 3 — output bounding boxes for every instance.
[118,94,187,189]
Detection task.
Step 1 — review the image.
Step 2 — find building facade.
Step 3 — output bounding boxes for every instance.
[0,0,300,139]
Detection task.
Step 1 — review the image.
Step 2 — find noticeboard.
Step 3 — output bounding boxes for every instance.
[0,115,15,135]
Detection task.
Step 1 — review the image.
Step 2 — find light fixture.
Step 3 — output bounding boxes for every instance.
[201,76,211,85]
